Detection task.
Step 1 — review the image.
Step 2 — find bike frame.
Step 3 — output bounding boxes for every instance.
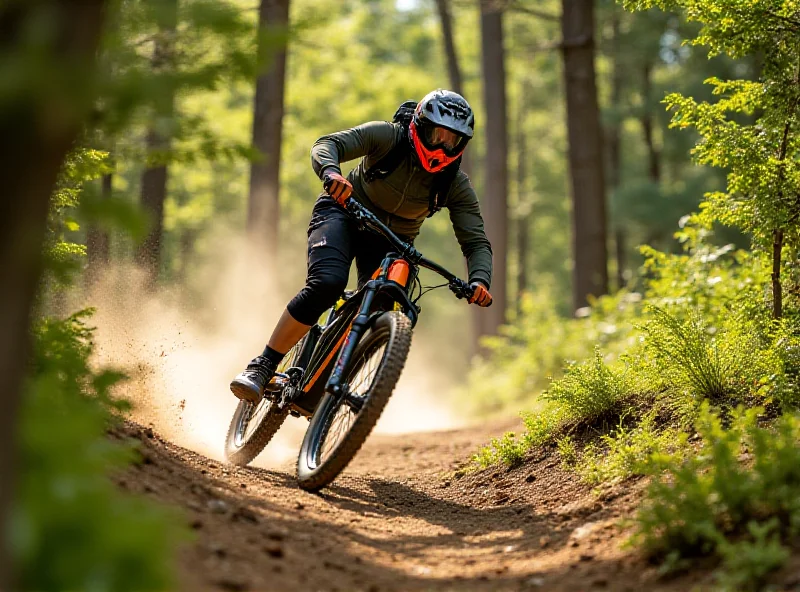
[288,252,419,416]
[281,199,473,418]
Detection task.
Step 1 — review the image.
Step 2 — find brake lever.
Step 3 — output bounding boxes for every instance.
[448,278,473,300]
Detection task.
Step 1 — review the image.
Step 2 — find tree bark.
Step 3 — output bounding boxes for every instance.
[0,2,107,587]
[86,170,113,286]
[561,0,609,311]
[478,0,509,337]
[773,229,784,320]
[516,85,530,317]
[434,0,472,178]
[248,0,290,262]
[640,61,661,183]
[607,7,625,290]
[136,0,178,283]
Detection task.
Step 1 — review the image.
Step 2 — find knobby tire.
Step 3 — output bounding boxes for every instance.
[297,311,412,492]
[224,336,307,466]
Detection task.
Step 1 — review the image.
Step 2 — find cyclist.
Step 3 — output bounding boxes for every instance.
[230,89,494,404]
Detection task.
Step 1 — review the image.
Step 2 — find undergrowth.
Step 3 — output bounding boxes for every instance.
[13,312,186,590]
[471,230,800,589]
[632,404,800,589]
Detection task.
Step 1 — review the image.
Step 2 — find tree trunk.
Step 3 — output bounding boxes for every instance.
[86,170,113,286]
[607,7,625,290]
[615,228,627,289]
[135,0,178,284]
[248,0,290,263]
[434,0,472,178]
[477,0,509,338]
[772,229,783,320]
[640,61,661,183]
[516,85,530,317]
[0,2,107,587]
[178,228,196,282]
[561,0,609,311]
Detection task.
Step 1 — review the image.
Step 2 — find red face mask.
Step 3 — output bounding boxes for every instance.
[410,119,464,173]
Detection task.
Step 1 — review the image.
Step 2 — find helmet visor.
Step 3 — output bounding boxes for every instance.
[422,125,467,155]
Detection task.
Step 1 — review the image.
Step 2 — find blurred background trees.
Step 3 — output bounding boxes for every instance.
[3,0,772,586]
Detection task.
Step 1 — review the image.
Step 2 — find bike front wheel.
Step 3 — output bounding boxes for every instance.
[297,311,412,491]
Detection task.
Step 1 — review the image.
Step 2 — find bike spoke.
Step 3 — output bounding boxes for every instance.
[316,338,387,464]
[350,343,387,396]
[242,398,271,442]
[233,338,303,449]
[320,403,355,463]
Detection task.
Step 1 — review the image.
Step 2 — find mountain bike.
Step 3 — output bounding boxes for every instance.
[224,198,483,492]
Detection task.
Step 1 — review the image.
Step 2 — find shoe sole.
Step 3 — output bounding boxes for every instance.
[230,382,262,405]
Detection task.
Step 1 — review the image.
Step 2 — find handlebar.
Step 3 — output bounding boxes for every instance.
[343,198,475,301]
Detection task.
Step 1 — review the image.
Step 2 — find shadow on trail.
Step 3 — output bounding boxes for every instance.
[122,423,705,592]
[317,474,567,556]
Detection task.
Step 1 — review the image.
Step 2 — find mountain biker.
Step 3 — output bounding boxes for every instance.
[230,89,494,404]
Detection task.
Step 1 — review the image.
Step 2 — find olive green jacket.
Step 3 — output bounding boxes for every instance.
[310,121,493,288]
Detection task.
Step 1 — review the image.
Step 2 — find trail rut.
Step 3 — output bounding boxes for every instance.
[115,419,796,592]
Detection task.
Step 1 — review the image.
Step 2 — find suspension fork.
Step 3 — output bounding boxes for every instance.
[326,280,378,398]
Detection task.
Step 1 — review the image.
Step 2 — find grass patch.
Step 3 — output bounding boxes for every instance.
[632,404,800,588]
[543,347,637,423]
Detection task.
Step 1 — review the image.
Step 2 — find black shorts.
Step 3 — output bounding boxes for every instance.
[286,197,410,326]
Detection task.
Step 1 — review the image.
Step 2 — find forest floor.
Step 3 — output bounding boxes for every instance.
[115,419,800,592]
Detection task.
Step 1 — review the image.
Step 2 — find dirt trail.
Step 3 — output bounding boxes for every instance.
[118,419,728,592]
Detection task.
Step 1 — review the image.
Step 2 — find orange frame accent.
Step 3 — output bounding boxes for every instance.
[302,320,354,393]
[302,257,408,394]
[387,260,410,287]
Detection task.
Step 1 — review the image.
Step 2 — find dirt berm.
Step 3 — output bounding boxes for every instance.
[115,421,800,591]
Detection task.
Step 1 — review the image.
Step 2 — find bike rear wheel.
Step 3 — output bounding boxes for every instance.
[224,336,306,466]
[297,311,412,491]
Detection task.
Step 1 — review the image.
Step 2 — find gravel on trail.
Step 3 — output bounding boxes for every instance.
[114,419,790,592]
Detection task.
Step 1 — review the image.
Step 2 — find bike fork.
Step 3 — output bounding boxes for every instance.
[326,281,377,398]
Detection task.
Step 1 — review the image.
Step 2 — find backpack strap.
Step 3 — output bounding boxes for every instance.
[427,157,461,218]
[363,125,409,183]
[362,105,461,218]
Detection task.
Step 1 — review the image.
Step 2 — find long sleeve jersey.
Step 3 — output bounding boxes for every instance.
[311,120,493,288]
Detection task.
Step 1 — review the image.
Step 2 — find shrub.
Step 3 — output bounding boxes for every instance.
[642,306,732,401]
[768,321,800,410]
[519,405,565,448]
[632,404,800,587]
[556,435,578,468]
[716,520,789,592]
[472,432,527,468]
[11,312,186,591]
[579,413,687,485]
[543,347,635,423]
[465,287,644,415]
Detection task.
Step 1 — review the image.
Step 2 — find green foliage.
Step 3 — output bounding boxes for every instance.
[640,219,766,318]
[466,287,644,415]
[632,404,800,586]
[556,435,578,468]
[625,0,800,316]
[578,413,687,484]
[641,306,735,400]
[472,431,527,468]
[46,149,111,283]
[519,407,566,448]
[716,520,790,592]
[543,347,637,423]
[12,312,186,591]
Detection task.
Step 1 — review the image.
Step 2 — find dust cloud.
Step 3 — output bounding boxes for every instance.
[88,236,465,470]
